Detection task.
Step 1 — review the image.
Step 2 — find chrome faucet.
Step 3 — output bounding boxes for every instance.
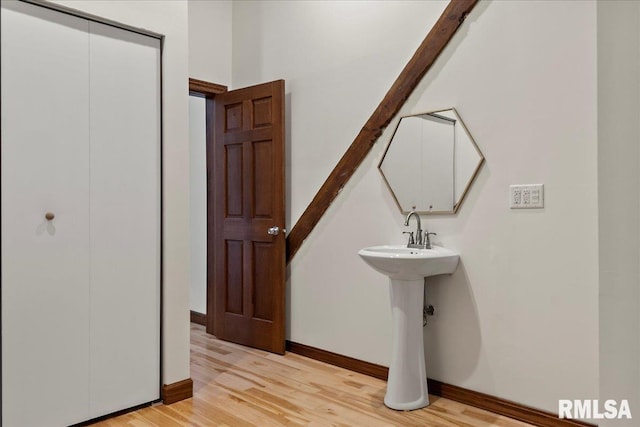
[404,211,423,247]
[404,210,436,249]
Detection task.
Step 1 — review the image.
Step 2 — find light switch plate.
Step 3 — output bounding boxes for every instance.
[510,184,544,209]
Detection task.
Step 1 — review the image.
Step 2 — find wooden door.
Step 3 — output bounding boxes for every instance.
[212,80,286,354]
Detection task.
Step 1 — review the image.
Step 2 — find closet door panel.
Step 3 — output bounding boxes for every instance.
[88,22,161,417]
[1,2,91,426]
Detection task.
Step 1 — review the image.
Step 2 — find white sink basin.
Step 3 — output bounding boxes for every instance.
[358,244,459,411]
[358,245,459,280]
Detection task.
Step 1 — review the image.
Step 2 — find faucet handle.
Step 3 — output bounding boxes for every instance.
[402,231,415,245]
[424,231,437,249]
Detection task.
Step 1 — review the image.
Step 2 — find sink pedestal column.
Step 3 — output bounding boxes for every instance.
[385,278,429,411]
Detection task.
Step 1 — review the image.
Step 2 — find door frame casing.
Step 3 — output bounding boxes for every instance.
[188,78,227,335]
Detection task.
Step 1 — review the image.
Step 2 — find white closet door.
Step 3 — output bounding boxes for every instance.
[1,2,91,426]
[88,21,161,418]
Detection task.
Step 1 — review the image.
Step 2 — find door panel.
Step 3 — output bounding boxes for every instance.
[253,242,276,321]
[1,3,91,425]
[225,240,244,315]
[213,80,285,354]
[88,21,161,418]
[225,144,244,217]
[253,140,274,217]
[1,4,161,425]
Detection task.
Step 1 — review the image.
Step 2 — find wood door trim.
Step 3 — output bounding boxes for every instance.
[162,378,193,405]
[286,341,597,427]
[190,310,206,326]
[286,341,387,379]
[189,77,226,336]
[426,381,597,427]
[285,0,478,262]
[189,78,227,96]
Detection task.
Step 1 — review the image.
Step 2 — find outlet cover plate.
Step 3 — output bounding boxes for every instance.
[510,184,544,209]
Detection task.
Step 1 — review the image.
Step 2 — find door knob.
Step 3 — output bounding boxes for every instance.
[268,226,279,235]
[268,226,286,236]
[45,212,55,221]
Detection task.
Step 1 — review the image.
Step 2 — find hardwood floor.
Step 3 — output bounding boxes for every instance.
[93,323,535,426]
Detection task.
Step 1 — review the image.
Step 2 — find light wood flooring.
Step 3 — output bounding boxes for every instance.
[93,323,535,426]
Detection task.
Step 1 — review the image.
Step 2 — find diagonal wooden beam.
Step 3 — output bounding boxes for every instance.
[286,0,479,262]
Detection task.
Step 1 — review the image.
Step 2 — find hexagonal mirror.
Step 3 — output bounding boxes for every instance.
[379,108,484,214]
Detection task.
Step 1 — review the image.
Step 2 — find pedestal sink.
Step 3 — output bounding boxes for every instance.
[358,245,459,411]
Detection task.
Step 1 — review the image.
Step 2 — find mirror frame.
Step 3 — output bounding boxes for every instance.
[378,108,484,215]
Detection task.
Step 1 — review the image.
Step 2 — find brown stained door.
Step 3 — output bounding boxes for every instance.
[212,80,286,354]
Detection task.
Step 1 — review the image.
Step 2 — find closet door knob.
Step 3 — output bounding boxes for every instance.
[45,212,55,221]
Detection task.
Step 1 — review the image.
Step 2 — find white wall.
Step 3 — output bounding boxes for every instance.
[51,0,191,386]
[232,0,599,414]
[188,0,232,86]
[414,0,597,409]
[187,0,233,316]
[233,0,449,226]
[189,96,207,314]
[598,1,640,424]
